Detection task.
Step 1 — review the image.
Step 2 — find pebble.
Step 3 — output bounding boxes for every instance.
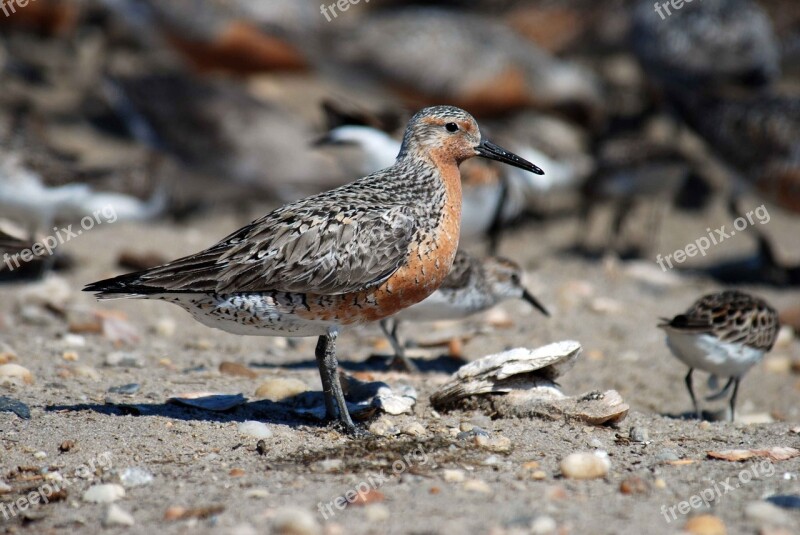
[153,317,177,338]
[463,480,491,493]
[83,483,125,503]
[683,514,726,535]
[745,501,795,526]
[0,363,34,385]
[104,352,144,368]
[0,396,30,419]
[108,383,141,395]
[219,361,258,379]
[560,451,610,480]
[63,334,86,348]
[74,365,101,381]
[102,504,135,527]
[244,488,270,499]
[59,440,75,452]
[34,451,47,459]
[656,449,680,462]
[443,469,466,483]
[619,476,649,495]
[401,422,427,436]
[254,378,308,400]
[629,427,649,442]
[364,503,390,522]
[120,467,154,487]
[530,516,557,535]
[62,351,79,362]
[764,356,792,374]
[0,480,11,494]
[238,421,273,440]
[272,507,321,535]
[368,418,399,437]
[766,495,800,510]
[316,459,343,473]
[474,434,512,453]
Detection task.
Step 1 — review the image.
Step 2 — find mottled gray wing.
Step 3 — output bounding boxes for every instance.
[134,203,416,296]
[215,205,416,294]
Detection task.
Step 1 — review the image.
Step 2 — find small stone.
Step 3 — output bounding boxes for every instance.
[629,427,649,442]
[237,421,273,440]
[34,451,47,459]
[244,488,270,499]
[560,451,610,480]
[683,514,726,535]
[0,396,30,419]
[766,495,800,510]
[83,483,125,503]
[656,449,680,462]
[764,356,792,374]
[103,504,135,527]
[745,501,794,526]
[401,422,427,436]
[443,469,465,483]
[63,334,86,348]
[74,365,101,381]
[254,378,307,400]
[229,468,246,477]
[59,440,75,452]
[530,516,557,535]
[531,470,547,480]
[654,478,667,489]
[619,476,649,495]
[108,383,141,395]
[350,489,384,506]
[0,363,34,385]
[153,317,177,338]
[120,467,154,487]
[272,507,321,535]
[62,351,79,361]
[522,461,540,470]
[316,459,343,473]
[368,418,399,437]
[256,440,268,455]
[474,434,512,453]
[459,422,474,432]
[0,480,11,494]
[462,479,491,493]
[104,352,144,368]
[219,361,258,379]
[364,503,390,522]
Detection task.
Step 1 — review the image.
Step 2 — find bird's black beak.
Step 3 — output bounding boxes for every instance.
[522,289,550,317]
[475,140,544,175]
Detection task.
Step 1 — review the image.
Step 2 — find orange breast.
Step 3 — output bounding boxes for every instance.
[294,159,463,324]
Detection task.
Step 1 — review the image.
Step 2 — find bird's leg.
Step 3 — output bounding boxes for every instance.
[315,329,357,434]
[728,378,741,422]
[314,334,337,419]
[381,319,417,373]
[684,368,700,419]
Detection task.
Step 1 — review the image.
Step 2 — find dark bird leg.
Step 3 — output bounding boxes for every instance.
[315,329,357,434]
[728,378,741,422]
[380,319,417,373]
[684,368,701,419]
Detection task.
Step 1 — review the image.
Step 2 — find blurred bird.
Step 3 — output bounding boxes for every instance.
[381,250,549,372]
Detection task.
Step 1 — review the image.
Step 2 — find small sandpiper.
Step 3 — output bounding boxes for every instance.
[380,250,549,371]
[85,105,544,434]
[659,290,779,420]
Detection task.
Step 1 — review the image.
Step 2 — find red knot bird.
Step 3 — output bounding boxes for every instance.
[84,105,544,434]
[658,290,779,421]
[380,250,549,372]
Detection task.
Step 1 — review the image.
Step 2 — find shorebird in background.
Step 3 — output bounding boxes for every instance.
[380,250,549,372]
[659,290,779,421]
[85,105,544,434]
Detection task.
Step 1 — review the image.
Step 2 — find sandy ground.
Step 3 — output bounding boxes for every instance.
[1,198,800,535]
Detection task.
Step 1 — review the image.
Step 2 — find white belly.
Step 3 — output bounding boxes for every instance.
[156,293,335,337]
[665,332,764,377]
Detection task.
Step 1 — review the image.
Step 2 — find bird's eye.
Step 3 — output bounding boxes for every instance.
[445,122,459,133]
